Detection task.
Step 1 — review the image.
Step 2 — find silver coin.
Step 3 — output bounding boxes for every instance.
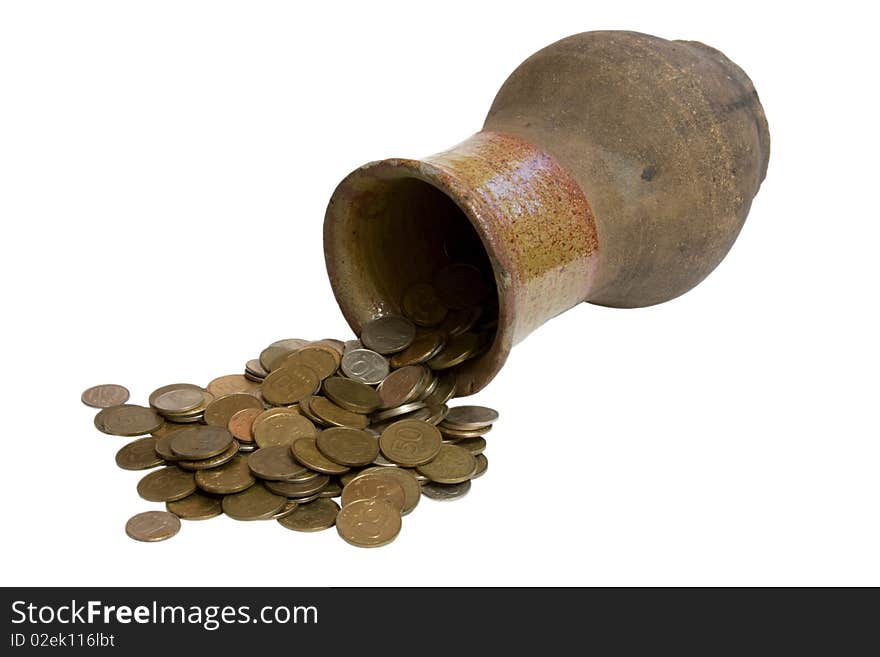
[340,348,389,385]
[371,400,427,423]
[360,315,416,354]
[343,339,363,354]
[153,388,205,415]
[441,405,499,431]
[421,480,471,501]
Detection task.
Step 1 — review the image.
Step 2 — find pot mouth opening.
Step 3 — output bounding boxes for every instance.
[324,159,510,395]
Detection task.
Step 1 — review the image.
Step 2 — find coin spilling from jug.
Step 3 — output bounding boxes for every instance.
[84,265,498,547]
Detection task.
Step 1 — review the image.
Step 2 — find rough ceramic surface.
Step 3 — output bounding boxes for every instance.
[324,30,770,394]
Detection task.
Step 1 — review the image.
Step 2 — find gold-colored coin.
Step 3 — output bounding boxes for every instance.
[125,511,180,542]
[154,433,180,461]
[290,438,349,475]
[81,384,130,408]
[227,407,261,443]
[194,455,255,494]
[277,498,339,532]
[336,499,401,548]
[285,345,339,379]
[151,422,189,439]
[472,454,488,479]
[437,305,482,338]
[360,315,417,355]
[262,365,320,405]
[390,332,445,368]
[402,283,448,326]
[115,437,164,470]
[253,412,316,448]
[95,404,164,437]
[453,436,487,455]
[319,480,342,498]
[378,419,442,467]
[247,445,309,481]
[169,426,233,459]
[339,469,367,487]
[423,372,457,406]
[358,466,421,515]
[203,393,263,427]
[297,396,324,425]
[251,406,301,434]
[166,491,223,520]
[416,444,476,484]
[136,466,196,502]
[309,396,369,429]
[316,427,379,467]
[377,365,430,409]
[260,345,295,372]
[264,475,330,499]
[438,424,492,439]
[341,473,406,512]
[426,332,480,370]
[175,440,239,471]
[222,482,287,520]
[207,374,262,399]
[322,377,381,414]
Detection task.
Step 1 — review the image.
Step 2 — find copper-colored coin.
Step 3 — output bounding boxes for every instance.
[222,482,287,521]
[228,407,261,443]
[136,466,196,502]
[115,437,164,470]
[358,466,421,515]
[341,472,406,512]
[290,438,350,475]
[402,283,449,327]
[309,396,369,429]
[262,364,320,405]
[194,455,255,494]
[203,393,263,427]
[416,444,476,484]
[434,263,489,309]
[253,412,316,448]
[426,332,481,370]
[125,511,180,542]
[175,440,239,471]
[377,365,430,409]
[322,377,381,414]
[265,475,330,499]
[166,491,223,520]
[277,498,339,532]
[336,499,401,548]
[285,345,339,379]
[95,404,164,437]
[245,358,268,380]
[378,419,442,467]
[169,425,233,459]
[316,427,379,467]
[81,384,130,408]
[207,374,262,399]
[390,332,446,368]
[360,315,417,355]
[247,445,308,481]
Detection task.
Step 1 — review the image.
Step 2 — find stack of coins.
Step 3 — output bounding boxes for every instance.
[85,262,500,547]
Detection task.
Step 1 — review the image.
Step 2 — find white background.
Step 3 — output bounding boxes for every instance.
[1,1,877,587]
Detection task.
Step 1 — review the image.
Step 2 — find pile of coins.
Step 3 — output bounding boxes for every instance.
[82,263,500,547]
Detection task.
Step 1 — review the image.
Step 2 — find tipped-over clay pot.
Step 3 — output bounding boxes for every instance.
[324,30,770,395]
